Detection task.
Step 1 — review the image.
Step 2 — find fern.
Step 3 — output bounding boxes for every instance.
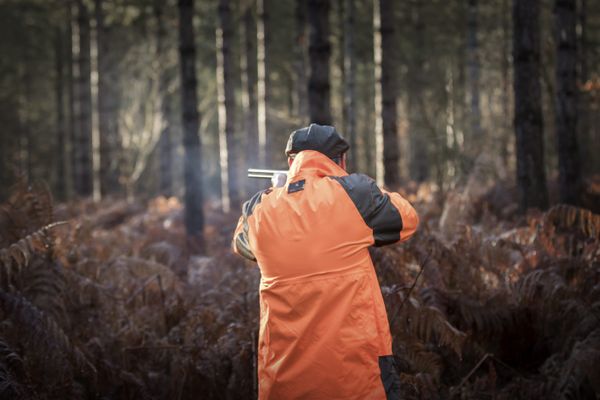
[0,336,29,400]
[543,205,600,240]
[409,297,466,357]
[0,291,96,384]
[396,338,444,382]
[6,181,54,233]
[0,221,67,290]
[17,258,68,327]
[554,328,600,400]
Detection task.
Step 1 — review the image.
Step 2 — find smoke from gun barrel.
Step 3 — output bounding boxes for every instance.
[248,169,289,179]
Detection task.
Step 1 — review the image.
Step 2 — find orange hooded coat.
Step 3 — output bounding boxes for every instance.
[233,150,419,399]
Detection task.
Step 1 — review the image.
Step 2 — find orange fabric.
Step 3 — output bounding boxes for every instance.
[381,189,419,241]
[233,151,418,399]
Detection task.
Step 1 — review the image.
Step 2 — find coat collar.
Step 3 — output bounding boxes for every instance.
[287,150,348,181]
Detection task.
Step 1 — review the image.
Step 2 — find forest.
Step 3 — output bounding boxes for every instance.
[0,0,599,398]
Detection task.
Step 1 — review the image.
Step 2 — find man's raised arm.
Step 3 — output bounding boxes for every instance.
[331,173,419,246]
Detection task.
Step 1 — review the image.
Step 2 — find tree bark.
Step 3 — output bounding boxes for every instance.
[554,0,581,205]
[408,0,429,183]
[241,5,259,195]
[466,0,483,145]
[95,0,120,196]
[577,0,592,172]
[342,0,356,172]
[75,0,94,197]
[178,0,204,247]
[155,0,173,198]
[256,0,270,166]
[55,27,67,201]
[294,0,309,124]
[373,0,399,187]
[513,0,548,211]
[216,0,238,212]
[67,2,76,198]
[307,0,332,125]
[500,0,511,167]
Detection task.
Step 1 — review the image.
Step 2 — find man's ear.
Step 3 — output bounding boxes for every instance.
[288,157,294,167]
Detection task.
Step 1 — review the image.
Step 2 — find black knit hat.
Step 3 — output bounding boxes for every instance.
[285,124,350,159]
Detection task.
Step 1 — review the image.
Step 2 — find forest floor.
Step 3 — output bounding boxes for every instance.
[0,170,599,399]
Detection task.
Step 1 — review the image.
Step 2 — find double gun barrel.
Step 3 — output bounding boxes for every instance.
[247,169,289,179]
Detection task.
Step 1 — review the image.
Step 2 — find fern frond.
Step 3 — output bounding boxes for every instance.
[396,338,443,382]
[555,328,600,400]
[391,291,467,357]
[543,205,600,240]
[0,222,67,289]
[7,181,54,231]
[0,291,96,382]
[513,269,567,304]
[16,258,68,326]
[0,335,28,399]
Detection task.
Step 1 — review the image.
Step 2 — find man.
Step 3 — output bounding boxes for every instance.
[232,124,419,399]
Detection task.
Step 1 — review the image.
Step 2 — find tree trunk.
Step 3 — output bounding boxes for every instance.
[408,0,429,183]
[307,0,332,125]
[178,0,204,247]
[577,0,592,172]
[75,0,94,197]
[294,0,309,124]
[342,0,356,172]
[466,0,483,145]
[55,27,67,201]
[513,0,548,211]
[256,0,270,166]
[373,0,399,187]
[216,0,238,212]
[241,5,259,195]
[67,2,76,198]
[554,0,581,205]
[155,0,173,197]
[95,0,120,197]
[500,0,511,167]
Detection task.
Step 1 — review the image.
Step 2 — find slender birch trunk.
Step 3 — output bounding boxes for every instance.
[216,0,238,212]
[257,0,270,166]
[373,0,399,187]
[241,5,259,195]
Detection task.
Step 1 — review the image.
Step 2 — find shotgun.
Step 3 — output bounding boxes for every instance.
[247,169,288,179]
[248,169,288,187]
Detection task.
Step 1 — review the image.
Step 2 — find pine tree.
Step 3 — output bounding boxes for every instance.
[513,0,548,210]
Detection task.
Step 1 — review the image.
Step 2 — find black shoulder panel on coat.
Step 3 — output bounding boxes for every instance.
[330,174,403,246]
[235,188,270,262]
[243,188,270,218]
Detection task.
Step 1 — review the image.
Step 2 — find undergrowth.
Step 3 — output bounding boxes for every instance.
[0,179,598,399]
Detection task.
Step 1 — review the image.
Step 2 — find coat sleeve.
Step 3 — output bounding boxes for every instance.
[380,188,419,242]
[231,189,269,262]
[331,174,419,246]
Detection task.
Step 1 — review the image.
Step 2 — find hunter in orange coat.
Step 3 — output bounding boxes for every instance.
[233,124,419,399]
